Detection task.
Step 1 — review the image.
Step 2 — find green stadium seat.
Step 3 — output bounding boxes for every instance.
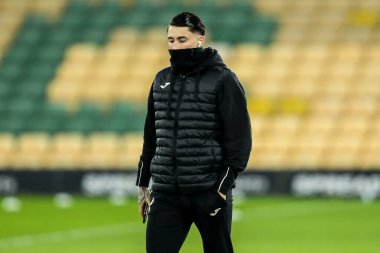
[96,116,129,133]
[56,0,89,33]
[0,63,22,82]
[14,80,47,100]
[91,10,119,29]
[29,103,67,133]
[121,11,152,28]
[6,99,41,117]
[0,0,279,139]
[56,11,84,30]
[46,29,75,48]
[77,103,102,118]
[0,116,25,133]
[1,46,32,65]
[94,103,145,133]
[242,16,278,45]
[24,62,57,82]
[100,1,123,15]
[64,0,91,14]
[154,10,180,27]
[28,115,63,134]
[14,28,44,50]
[0,81,13,100]
[0,98,9,117]
[63,116,95,133]
[79,27,109,45]
[33,44,65,63]
[109,102,137,117]
[41,103,67,119]
[251,15,278,32]
[21,15,49,31]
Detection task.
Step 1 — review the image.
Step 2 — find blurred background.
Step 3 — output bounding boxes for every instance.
[0,0,379,252]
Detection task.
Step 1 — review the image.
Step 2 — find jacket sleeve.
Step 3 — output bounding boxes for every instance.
[216,73,252,194]
[136,84,156,187]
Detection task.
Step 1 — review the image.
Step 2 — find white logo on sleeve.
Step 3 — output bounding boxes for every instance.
[210,208,222,216]
[160,82,170,89]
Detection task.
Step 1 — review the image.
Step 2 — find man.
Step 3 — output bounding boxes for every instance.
[136,12,252,253]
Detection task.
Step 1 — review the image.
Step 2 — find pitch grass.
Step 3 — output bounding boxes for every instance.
[1,195,379,253]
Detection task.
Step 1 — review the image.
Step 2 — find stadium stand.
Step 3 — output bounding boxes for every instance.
[0,0,379,170]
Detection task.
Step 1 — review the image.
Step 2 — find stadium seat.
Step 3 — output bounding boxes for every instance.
[81,133,119,169]
[47,133,85,169]
[0,0,380,171]
[0,133,15,168]
[12,133,50,169]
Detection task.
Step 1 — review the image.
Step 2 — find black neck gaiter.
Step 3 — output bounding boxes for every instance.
[169,48,206,73]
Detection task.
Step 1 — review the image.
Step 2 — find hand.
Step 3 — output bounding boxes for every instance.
[138,187,151,218]
[218,191,226,200]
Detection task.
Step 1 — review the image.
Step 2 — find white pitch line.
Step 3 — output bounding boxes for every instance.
[0,222,142,249]
[236,201,365,221]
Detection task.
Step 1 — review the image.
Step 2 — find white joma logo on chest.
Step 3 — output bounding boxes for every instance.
[160,82,170,89]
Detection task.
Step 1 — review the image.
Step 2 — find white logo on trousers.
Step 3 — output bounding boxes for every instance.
[210,208,221,216]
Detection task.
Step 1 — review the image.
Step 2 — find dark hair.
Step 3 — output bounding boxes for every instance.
[169,12,206,35]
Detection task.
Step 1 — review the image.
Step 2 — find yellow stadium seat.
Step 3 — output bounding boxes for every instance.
[101,44,131,63]
[310,96,344,116]
[47,134,85,169]
[65,44,99,64]
[344,98,378,116]
[56,61,92,82]
[81,133,120,169]
[111,134,143,169]
[0,134,15,168]
[31,0,68,18]
[47,80,82,106]
[12,133,50,169]
[90,61,124,83]
[248,98,274,114]
[109,27,140,45]
[143,27,167,44]
[357,132,380,168]
[302,117,336,136]
[267,44,296,63]
[81,80,114,104]
[250,116,266,136]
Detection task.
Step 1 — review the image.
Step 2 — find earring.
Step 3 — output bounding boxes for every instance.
[198,42,201,47]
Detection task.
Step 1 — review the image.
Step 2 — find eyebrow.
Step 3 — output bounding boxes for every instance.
[168,36,188,40]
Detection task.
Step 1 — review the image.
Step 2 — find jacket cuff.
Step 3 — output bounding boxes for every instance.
[135,157,151,187]
[216,165,238,195]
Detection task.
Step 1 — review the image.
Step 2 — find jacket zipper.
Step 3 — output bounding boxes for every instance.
[172,74,186,193]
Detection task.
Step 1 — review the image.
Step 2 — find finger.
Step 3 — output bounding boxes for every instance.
[146,196,151,205]
[139,202,146,218]
[145,191,151,204]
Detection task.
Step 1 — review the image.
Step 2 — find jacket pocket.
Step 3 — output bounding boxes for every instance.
[197,189,227,216]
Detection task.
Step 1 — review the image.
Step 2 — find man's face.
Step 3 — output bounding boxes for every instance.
[167,26,204,50]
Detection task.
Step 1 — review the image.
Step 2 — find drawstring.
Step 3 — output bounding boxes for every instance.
[193,69,201,100]
[166,68,175,117]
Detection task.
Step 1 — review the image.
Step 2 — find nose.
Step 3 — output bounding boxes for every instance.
[170,42,181,50]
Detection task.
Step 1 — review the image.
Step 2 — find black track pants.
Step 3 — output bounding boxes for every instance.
[146,190,233,253]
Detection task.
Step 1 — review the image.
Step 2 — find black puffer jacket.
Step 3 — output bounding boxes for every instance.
[136,48,252,195]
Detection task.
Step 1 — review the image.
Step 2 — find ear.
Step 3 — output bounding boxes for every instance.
[198,35,205,47]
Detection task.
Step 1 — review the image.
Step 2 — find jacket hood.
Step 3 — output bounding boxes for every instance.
[168,47,225,73]
[199,47,226,69]
[166,47,225,117]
